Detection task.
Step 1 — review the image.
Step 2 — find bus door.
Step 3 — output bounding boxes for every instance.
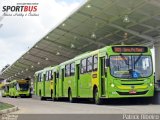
[100,57,106,96]
[61,69,64,96]
[43,73,46,96]
[53,72,57,98]
[76,64,80,97]
[37,74,41,96]
[35,75,38,95]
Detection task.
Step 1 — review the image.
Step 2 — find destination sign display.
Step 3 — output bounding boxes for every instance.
[112,46,148,53]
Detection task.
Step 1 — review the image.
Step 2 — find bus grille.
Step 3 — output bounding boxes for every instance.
[121,83,144,85]
[121,80,144,82]
[117,91,148,95]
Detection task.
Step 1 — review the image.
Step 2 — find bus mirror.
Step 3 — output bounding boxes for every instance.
[106,59,110,67]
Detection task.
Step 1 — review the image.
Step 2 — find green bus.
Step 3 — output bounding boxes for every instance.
[34,45,154,104]
[34,66,59,100]
[2,83,9,97]
[9,79,31,98]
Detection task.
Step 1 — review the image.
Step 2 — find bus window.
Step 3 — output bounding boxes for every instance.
[93,55,98,71]
[48,70,52,80]
[87,57,93,72]
[65,64,70,77]
[41,73,43,81]
[6,86,9,92]
[70,63,75,76]
[46,71,49,81]
[38,73,41,82]
[16,83,19,90]
[81,59,87,74]
[38,73,42,82]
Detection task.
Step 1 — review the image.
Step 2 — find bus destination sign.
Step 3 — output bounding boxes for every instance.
[112,46,148,53]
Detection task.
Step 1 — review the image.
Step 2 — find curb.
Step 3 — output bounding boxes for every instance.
[0,106,19,114]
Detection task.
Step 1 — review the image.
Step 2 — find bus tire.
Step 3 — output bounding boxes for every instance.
[40,96,45,100]
[39,90,44,100]
[94,88,102,105]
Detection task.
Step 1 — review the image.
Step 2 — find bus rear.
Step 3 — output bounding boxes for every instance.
[106,46,154,98]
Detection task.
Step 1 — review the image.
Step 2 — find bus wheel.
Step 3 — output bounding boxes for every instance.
[39,90,44,100]
[41,97,44,100]
[94,88,102,105]
[68,89,75,103]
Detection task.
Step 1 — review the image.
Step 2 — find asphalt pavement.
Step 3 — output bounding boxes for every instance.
[0,97,160,114]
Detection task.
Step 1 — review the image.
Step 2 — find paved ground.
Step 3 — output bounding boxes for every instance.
[0,97,160,114]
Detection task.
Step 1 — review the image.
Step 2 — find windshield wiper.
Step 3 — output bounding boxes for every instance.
[133,53,142,69]
[120,53,129,65]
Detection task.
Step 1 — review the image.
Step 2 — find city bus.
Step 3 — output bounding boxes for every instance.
[2,83,9,97]
[34,45,154,104]
[9,79,31,98]
[34,66,59,100]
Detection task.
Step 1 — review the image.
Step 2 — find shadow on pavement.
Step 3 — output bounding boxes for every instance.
[45,97,153,106]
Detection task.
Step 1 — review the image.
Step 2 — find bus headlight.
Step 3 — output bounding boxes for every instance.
[150,83,153,86]
[111,84,115,88]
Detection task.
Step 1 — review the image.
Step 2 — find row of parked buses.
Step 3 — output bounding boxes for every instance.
[2,79,31,98]
[34,45,154,104]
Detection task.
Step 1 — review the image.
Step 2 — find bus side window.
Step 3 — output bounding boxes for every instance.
[16,83,19,90]
[87,57,93,72]
[51,72,53,80]
[48,70,52,80]
[70,63,75,76]
[50,70,53,80]
[39,73,41,82]
[38,73,40,82]
[65,64,70,77]
[46,71,48,81]
[81,59,87,74]
[38,73,42,82]
[93,55,98,71]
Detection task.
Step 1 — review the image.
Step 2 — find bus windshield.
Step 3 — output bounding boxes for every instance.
[5,86,9,92]
[18,83,29,91]
[110,55,152,78]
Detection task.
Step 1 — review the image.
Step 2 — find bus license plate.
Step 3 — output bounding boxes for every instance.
[129,90,136,94]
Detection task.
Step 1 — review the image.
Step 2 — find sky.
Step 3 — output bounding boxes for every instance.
[0,0,85,70]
